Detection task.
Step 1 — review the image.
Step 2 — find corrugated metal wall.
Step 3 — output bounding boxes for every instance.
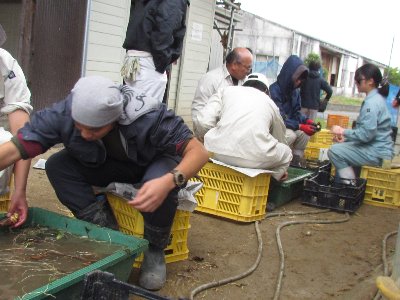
[30,0,88,111]
[0,1,22,58]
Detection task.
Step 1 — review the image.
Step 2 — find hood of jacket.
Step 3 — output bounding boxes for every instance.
[118,86,161,126]
[276,55,307,94]
[308,70,321,79]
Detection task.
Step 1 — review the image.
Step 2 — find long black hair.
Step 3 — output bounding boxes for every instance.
[355,63,389,97]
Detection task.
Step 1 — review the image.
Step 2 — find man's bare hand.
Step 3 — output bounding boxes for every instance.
[128,175,174,212]
[8,191,28,227]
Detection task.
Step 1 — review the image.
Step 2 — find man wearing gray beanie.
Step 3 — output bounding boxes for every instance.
[0,75,209,291]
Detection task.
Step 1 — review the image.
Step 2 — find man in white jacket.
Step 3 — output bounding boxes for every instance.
[0,24,32,226]
[191,47,253,140]
[196,73,292,181]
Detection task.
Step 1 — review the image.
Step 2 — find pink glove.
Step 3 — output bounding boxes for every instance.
[299,124,317,136]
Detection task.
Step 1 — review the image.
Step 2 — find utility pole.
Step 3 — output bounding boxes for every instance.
[388,36,395,68]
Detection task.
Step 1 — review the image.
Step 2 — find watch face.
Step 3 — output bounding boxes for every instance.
[172,170,186,186]
[177,173,185,185]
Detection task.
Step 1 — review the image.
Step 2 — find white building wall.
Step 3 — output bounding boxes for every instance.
[234,13,293,65]
[83,0,214,127]
[174,0,216,127]
[84,0,130,82]
[208,29,224,71]
[233,10,381,97]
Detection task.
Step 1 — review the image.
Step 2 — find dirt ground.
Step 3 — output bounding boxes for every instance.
[26,147,400,300]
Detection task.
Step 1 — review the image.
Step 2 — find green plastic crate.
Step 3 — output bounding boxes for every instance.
[267,167,314,211]
[0,207,148,300]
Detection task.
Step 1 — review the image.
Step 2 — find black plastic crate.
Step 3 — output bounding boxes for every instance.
[81,270,172,300]
[302,171,366,213]
[290,159,332,175]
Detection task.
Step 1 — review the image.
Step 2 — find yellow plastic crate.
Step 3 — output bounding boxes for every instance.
[304,142,330,160]
[327,114,350,129]
[191,162,271,222]
[360,166,400,209]
[309,129,334,147]
[0,175,13,212]
[107,192,190,267]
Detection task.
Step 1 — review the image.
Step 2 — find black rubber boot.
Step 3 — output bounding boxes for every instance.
[76,197,119,230]
[138,223,171,291]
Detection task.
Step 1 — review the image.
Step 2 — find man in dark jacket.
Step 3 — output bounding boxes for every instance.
[300,60,333,119]
[0,76,209,291]
[121,0,189,102]
[269,55,318,159]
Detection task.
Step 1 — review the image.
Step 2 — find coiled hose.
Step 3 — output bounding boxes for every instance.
[189,209,334,299]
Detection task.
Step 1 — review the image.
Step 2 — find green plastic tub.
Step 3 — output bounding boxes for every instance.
[267,167,314,211]
[0,207,148,300]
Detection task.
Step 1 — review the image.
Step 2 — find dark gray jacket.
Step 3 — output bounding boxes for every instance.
[122,0,189,73]
[17,95,193,167]
[300,70,332,110]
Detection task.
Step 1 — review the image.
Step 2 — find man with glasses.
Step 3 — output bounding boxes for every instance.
[191,47,253,141]
[269,55,318,161]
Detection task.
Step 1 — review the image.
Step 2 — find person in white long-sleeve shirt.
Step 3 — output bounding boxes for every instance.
[196,73,292,181]
[191,47,253,140]
[0,24,32,226]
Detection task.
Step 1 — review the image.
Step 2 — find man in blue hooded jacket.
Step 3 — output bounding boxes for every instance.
[269,55,318,159]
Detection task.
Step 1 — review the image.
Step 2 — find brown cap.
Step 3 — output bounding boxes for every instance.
[0,24,6,47]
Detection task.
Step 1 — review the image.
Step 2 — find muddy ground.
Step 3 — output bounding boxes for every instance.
[26,147,400,300]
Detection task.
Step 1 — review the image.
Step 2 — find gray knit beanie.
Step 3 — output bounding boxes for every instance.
[71,76,123,127]
[0,24,7,47]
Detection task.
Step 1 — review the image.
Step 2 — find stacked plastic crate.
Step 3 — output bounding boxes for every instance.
[0,175,12,212]
[107,193,191,267]
[304,129,334,160]
[360,166,400,209]
[191,162,271,222]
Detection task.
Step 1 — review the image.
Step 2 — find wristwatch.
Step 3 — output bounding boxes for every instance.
[170,169,186,187]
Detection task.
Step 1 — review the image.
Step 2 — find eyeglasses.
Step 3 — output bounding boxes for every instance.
[237,61,252,71]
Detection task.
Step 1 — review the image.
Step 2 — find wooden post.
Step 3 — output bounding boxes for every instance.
[18,0,35,82]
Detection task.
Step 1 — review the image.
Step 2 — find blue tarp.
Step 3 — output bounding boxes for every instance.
[387,84,399,127]
[253,59,281,79]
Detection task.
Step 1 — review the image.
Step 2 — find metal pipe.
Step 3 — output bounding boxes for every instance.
[81,0,91,77]
[217,0,241,10]
[226,6,235,53]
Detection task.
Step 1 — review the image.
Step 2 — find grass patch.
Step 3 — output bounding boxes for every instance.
[315,118,327,129]
[330,95,363,106]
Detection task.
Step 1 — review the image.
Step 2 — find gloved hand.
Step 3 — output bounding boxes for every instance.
[305,119,321,132]
[299,124,317,136]
[305,119,315,125]
[318,99,329,112]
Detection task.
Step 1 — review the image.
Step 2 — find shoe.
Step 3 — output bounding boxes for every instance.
[76,197,119,230]
[138,245,166,291]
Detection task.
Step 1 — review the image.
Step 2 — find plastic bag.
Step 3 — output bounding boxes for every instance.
[95,181,203,212]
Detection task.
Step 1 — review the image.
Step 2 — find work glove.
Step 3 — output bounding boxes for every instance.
[299,124,317,136]
[305,119,315,125]
[305,119,321,132]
